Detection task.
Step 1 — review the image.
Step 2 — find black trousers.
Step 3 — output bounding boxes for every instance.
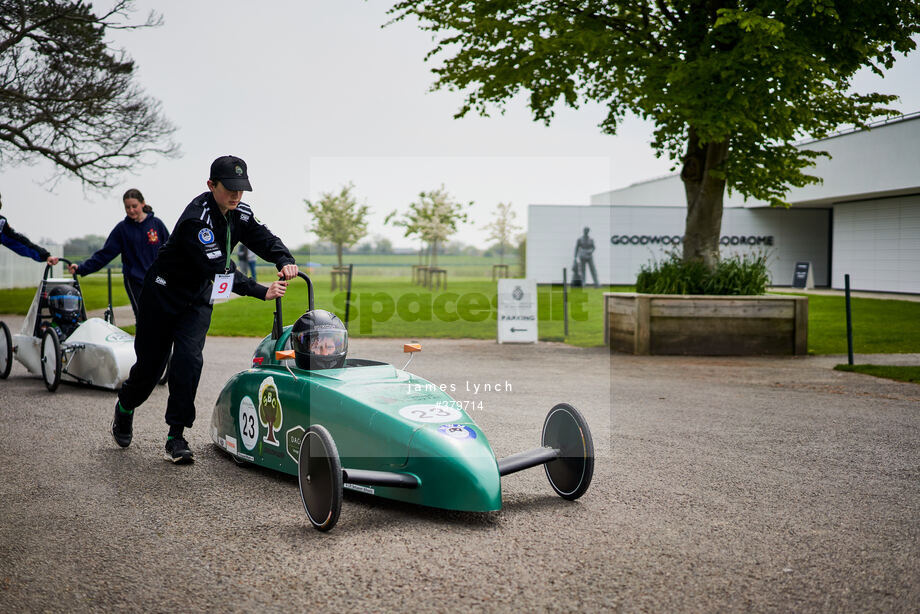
[123,276,144,316]
[118,277,212,429]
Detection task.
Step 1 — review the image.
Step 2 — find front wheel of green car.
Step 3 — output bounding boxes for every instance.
[298,424,343,532]
[542,403,594,501]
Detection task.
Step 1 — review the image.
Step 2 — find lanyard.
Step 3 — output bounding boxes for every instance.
[224,219,231,273]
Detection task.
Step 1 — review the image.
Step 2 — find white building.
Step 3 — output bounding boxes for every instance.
[528,113,920,293]
[0,242,63,290]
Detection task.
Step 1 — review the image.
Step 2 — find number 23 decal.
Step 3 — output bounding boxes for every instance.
[398,404,462,423]
[242,414,255,438]
[239,396,258,449]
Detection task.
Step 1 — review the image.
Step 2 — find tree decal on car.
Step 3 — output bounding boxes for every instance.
[258,377,283,446]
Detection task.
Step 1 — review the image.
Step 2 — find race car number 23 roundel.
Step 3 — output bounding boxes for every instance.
[398,404,462,423]
[239,397,258,450]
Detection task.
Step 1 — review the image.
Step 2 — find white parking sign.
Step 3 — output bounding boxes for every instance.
[497,279,538,343]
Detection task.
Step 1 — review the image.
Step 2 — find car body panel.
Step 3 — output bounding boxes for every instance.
[211,326,502,512]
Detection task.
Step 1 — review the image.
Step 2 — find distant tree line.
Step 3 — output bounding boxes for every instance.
[63,234,107,261]
[294,237,520,259]
[305,182,525,266]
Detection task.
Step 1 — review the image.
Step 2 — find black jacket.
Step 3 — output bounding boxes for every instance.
[0,215,50,262]
[151,192,295,303]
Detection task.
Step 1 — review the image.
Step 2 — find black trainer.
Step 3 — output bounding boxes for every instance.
[111,401,133,448]
[164,437,194,464]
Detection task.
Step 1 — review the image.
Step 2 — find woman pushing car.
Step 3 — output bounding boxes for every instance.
[68,188,170,316]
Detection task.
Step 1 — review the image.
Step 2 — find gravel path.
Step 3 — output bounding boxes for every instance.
[0,317,918,612]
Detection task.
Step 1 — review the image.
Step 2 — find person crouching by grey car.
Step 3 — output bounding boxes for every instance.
[111,155,299,464]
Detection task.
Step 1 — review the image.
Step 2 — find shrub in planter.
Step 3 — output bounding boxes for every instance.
[635,252,770,295]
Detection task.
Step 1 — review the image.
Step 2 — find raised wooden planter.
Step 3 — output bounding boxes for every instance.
[604,293,808,355]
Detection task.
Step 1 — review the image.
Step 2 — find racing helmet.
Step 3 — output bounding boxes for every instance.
[291,309,347,370]
[48,286,83,337]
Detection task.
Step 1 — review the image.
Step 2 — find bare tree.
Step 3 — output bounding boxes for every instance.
[0,0,179,189]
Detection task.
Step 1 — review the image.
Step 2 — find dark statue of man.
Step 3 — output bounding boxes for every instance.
[573,226,599,288]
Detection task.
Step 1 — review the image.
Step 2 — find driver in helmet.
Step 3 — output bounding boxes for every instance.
[291,309,347,370]
[46,286,83,340]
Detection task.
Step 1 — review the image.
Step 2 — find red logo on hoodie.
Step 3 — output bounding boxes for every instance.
[147,229,159,244]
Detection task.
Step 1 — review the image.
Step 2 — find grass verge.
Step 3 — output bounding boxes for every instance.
[2,274,918,354]
[772,292,920,354]
[833,364,920,384]
[208,279,631,348]
[0,273,131,314]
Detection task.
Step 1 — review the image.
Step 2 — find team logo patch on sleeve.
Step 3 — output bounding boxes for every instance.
[198,228,214,244]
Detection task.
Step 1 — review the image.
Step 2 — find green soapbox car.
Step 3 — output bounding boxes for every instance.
[210,273,594,531]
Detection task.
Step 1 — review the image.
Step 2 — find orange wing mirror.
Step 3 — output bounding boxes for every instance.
[275,350,295,361]
[402,343,421,370]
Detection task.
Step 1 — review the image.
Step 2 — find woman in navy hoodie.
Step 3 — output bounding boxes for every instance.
[70,189,170,315]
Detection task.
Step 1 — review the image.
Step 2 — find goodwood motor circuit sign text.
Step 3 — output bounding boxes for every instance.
[610,235,775,246]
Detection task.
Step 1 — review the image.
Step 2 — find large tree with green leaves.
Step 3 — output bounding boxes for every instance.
[305,183,370,267]
[389,1,920,268]
[0,0,178,188]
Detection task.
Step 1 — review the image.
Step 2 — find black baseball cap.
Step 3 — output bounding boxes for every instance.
[209,155,252,191]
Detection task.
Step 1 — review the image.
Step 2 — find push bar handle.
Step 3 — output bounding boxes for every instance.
[271,270,316,340]
[43,257,75,281]
[299,271,314,312]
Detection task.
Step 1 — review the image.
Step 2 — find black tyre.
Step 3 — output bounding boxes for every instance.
[542,403,594,500]
[40,328,62,392]
[298,425,343,531]
[0,321,12,379]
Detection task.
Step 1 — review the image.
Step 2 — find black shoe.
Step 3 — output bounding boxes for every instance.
[164,437,194,464]
[111,401,133,448]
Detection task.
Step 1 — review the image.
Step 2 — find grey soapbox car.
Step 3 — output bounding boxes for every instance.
[0,259,135,392]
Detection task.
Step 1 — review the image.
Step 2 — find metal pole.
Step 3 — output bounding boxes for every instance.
[563,268,568,338]
[845,274,854,366]
[344,263,353,330]
[104,268,114,325]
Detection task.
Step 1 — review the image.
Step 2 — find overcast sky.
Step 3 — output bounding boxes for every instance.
[3,1,919,250]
